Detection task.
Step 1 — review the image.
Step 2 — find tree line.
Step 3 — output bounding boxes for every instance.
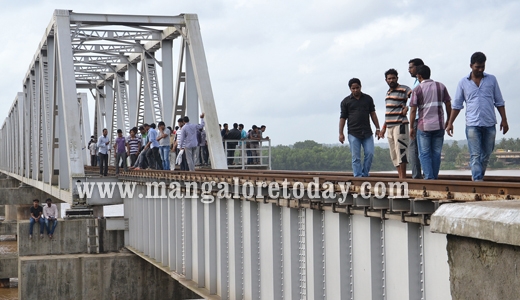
[270,138,520,171]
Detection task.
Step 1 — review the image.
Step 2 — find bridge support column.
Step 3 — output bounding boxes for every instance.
[16,204,32,220]
[4,205,18,221]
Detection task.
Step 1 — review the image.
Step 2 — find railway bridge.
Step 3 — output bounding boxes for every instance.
[1,9,520,300]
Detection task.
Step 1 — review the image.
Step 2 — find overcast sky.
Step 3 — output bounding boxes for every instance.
[1,0,519,146]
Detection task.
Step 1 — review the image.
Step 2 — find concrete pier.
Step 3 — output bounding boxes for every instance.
[19,252,198,299]
[0,221,17,235]
[14,218,198,299]
[431,200,520,300]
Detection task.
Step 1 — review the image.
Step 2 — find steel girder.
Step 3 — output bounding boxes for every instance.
[0,10,228,204]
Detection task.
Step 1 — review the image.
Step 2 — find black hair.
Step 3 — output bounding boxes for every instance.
[408,58,424,67]
[33,199,39,203]
[233,123,238,129]
[239,123,244,128]
[348,78,361,88]
[223,123,228,127]
[384,68,398,78]
[183,116,190,123]
[139,126,144,130]
[167,126,172,131]
[471,52,486,64]
[46,198,51,202]
[252,125,258,129]
[103,128,107,131]
[150,123,156,129]
[158,121,165,126]
[175,126,179,130]
[117,129,122,133]
[177,118,183,123]
[260,125,266,129]
[416,65,431,79]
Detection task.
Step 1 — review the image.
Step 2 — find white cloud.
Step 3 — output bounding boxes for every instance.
[297,40,311,51]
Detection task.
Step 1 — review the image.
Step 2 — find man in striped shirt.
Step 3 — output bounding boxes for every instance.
[379,69,412,179]
[410,65,452,179]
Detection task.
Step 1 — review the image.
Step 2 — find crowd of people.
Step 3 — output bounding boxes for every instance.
[339,52,508,181]
[220,123,269,165]
[87,114,270,173]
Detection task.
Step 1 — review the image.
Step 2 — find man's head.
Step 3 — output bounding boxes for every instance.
[233,123,238,129]
[144,123,150,131]
[150,123,156,129]
[183,116,190,123]
[385,69,399,89]
[102,128,108,136]
[139,126,145,134]
[260,125,266,132]
[46,198,52,207]
[348,78,362,98]
[175,126,179,130]
[408,58,424,78]
[177,118,184,128]
[33,199,39,208]
[223,123,228,130]
[129,128,136,137]
[470,52,486,78]
[167,126,172,132]
[158,121,165,130]
[416,65,431,81]
[252,125,259,132]
[117,129,122,137]
[239,124,244,130]
[90,135,95,141]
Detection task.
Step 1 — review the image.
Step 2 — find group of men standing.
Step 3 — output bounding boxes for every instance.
[91,113,206,174]
[221,123,269,165]
[339,52,508,181]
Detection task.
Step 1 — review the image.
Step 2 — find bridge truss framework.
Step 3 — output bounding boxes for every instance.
[0,10,227,202]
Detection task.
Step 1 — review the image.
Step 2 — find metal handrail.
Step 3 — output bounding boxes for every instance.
[223,139,271,169]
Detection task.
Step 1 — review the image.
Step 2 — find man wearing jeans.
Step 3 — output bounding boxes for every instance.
[408,58,425,179]
[157,121,171,170]
[97,128,110,176]
[29,199,45,239]
[339,78,381,177]
[181,113,205,171]
[410,65,452,179]
[43,198,58,239]
[113,129,127,174]
[446,52,509,181]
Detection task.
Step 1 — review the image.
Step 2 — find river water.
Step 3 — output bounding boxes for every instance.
[1,169,519,299]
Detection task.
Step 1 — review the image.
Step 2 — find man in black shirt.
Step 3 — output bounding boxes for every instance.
[225,123,243,165]
[339,78,381,177]
[29,199,45,239]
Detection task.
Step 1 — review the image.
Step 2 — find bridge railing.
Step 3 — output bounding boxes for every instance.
[223,139,271,169]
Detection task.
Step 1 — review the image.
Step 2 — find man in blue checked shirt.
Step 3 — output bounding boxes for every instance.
[446,52,509,181]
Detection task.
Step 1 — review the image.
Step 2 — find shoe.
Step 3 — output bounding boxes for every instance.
[40,234,44,239]
[29,234,32,239]
[49,234,52,239]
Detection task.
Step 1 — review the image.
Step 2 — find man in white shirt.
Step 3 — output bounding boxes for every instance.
[97,128,110,176]
[43,198,59,238]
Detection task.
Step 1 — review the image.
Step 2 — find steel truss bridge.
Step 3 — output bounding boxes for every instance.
[1,9,520,300]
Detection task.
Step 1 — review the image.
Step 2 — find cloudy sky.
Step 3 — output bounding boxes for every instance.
[1,0,519,146]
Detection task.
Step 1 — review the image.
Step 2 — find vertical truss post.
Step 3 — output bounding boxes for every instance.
[33,61,41,180]
[128,63,138,126]
[162,39,174,127]
[173,40,186,125]
[54,9,85,189]
[78,93,91,165]
[184,14,227,169]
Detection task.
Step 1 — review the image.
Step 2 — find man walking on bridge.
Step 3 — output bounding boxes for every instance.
[97,129,110,176]
[446,52,509,181]
[379,69,412,179]
[410,65,452,180]
[181,113,205,171]
[339,78,381,177]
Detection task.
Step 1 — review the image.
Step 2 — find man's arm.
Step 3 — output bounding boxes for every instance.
[497,106,509,134]
[370,111,381,140]
[43,207,48,219]
[196,113,206,129]
[409,107,417,139]
[446,109,460,137]
[339,118,346,144]
[444,100,452,128]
